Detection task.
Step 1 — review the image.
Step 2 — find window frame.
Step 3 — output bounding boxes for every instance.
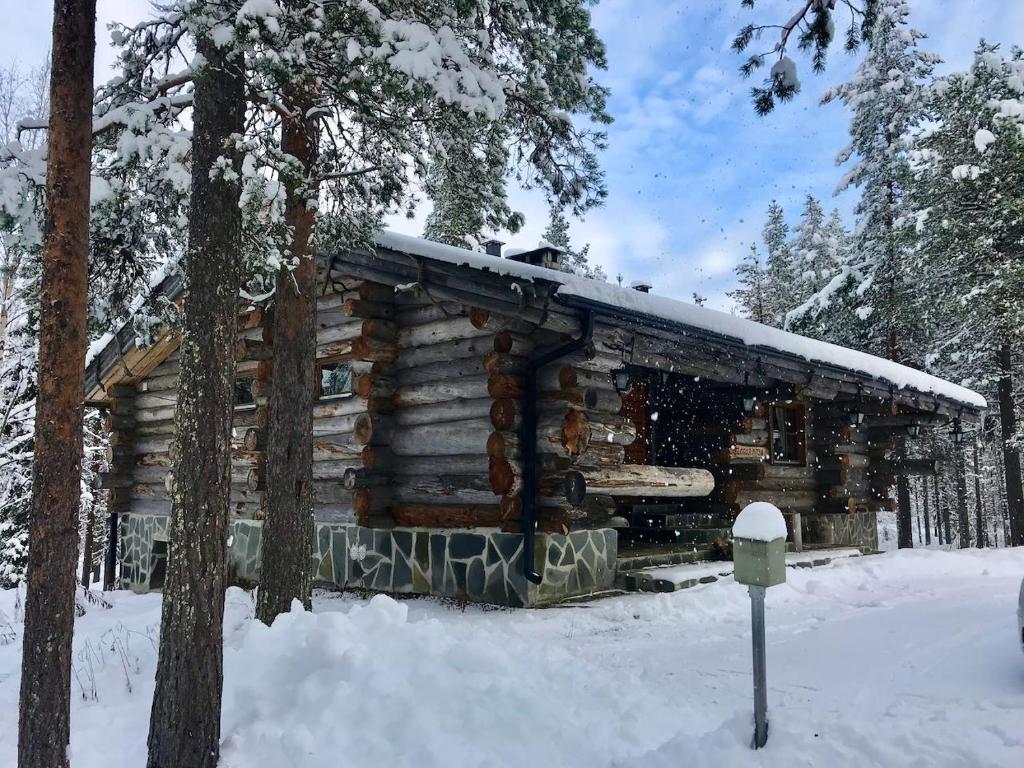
[768,401,807,466]
[233,375,257,411]
[316,358,354,401]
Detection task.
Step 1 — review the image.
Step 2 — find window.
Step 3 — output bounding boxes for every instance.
[318,361,353,399]
[234,377,256,409]
[769,402,806,465]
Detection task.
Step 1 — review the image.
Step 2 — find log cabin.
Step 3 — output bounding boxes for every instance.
[85,232,986,607]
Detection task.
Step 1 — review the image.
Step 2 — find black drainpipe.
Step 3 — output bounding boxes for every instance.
[520,309,595,584]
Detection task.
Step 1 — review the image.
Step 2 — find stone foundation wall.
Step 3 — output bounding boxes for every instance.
[801,511,878,552]
[119,513,617,607]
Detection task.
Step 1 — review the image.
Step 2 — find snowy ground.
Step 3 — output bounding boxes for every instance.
[1,548,1023,767]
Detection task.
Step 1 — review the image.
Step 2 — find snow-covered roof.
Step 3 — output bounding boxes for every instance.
[374,231,987,410]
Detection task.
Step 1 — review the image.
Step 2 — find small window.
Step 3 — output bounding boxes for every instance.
[318,361,352,399]
[769,402,806,465]
[234,377,256,409]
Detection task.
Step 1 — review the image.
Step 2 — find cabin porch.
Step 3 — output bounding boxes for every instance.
[608,366,880,572]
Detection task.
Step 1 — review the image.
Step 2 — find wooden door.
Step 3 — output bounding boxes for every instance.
[622,380,651,465]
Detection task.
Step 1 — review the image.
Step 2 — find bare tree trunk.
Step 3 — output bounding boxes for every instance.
[255,72,319,624]
[997,344,1024,546]
[146,29,244,768]
[938,468,951,545]
[973,440,985,549]
[80,501,95,587]
[896,474,913,549]
[922,475,931,545]
[915,481,923,545]
[955,443,970,548]
[17,3,95,767]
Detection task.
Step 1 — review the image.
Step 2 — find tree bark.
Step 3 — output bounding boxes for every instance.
[955,442,971,549]
[146,29,244,768]
[17,3,96,766]
[896,474,913,549]
[973,440,985,549]
[922,476,931,546]
[256,74,319,623]
[997,344,1024,546]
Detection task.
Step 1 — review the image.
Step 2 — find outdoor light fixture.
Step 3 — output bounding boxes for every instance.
[906,421,922,439]
[743,395,757,415]
[848,384,866,427]
[952,418,964,444]
[613,370,631,393]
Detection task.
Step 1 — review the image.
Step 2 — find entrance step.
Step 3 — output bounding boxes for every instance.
[615,545,718,572]
[618,527,731,546]
[618,547,864,594]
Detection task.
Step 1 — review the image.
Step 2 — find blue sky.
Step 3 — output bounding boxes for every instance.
[3,0,1023,309]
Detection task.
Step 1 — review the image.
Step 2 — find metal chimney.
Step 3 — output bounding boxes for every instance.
[482,239,504,257]
[630,280,653,293]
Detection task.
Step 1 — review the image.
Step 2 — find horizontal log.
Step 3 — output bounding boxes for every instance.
[492,330,532,356]
[392,376,489,408]
[314,396,389,418]
[487,374,523,399]
[312,434,366,462]
[489,456,522,496]
[393,398,492,427]
[398,317,490,349]
[235,338,273,361]
[395,357,487,387]
[394,301,462,326]
[342,468,392,491]
[390,419,491,456]
[481,352,528,377]
[392,504,502,529]
[563,466,715,506]
[395,336,499,369]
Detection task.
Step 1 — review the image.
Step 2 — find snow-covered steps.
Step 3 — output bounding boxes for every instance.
[620,548,864,593]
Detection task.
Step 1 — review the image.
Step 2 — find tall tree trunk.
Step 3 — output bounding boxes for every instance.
[255,75,319,624]
[973,440,985,548]
[922,475,931,545]
[939,468,951,545]
[17,3,95,767]
[997,344,1024,546]
[955,443,970,548]
[80,500,95,587]
[146,30,245,768]
[896,475,913,548]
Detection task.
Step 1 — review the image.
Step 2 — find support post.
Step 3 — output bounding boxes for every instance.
[749,585,769,749]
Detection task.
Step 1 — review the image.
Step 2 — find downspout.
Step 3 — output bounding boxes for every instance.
[521,309,594,584]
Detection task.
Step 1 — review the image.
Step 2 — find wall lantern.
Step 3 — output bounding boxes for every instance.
[847,408,866,427]
[743,395,757,415]
[952,418,964,444]
[613,370,631,393]
[905,421,922,439]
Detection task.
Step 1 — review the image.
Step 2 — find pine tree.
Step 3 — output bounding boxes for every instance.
[785,209,866,349]
[146,4,246,765]
[17,1,96,766]
[821,0,938,366]
[423,120,522,249]
[912,43,1024,547]
[729,243,771,325]
[760,200,798,326]
[542,203,605,279]
[788,194,828,300]
[733,0,879,113]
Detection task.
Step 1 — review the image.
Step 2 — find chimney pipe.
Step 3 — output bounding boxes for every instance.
[482,239,504,257]
[630,280,653,293]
